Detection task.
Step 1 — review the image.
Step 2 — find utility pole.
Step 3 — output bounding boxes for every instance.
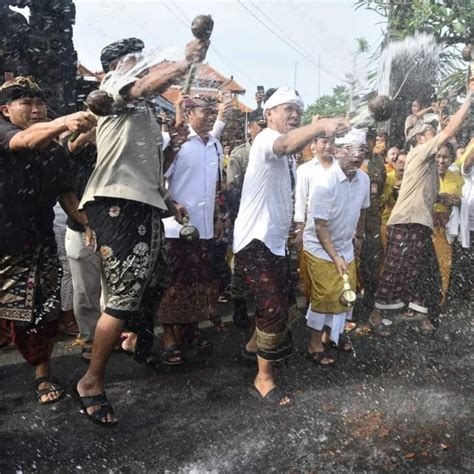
[317,54,321,98]
[293,60,297,90]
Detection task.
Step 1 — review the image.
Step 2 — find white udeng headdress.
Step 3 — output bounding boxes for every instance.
[335,128,367,146]
[263,86,304,115]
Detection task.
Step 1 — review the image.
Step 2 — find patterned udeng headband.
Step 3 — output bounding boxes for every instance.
[0,76,44,105]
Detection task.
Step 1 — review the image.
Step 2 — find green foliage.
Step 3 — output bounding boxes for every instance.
[354,0,473,95]
[302,86,349,124]
[354,0,473,41]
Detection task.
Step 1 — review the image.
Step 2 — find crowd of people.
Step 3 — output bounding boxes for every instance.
[0,34,473,428]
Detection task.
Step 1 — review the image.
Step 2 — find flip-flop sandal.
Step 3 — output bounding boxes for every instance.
[305,350,335,366]
[248,385,294,407]
[241,345,257,362]
[81,346,92,364]
[161,345,184,366]
[72,382,118,428]
[191,335,212,351]
[329,338,353,352]
[209,314,226,332]
[35,376,65,405]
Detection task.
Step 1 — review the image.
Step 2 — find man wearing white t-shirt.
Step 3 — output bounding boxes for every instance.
[303,131,370,365]
[293,136,335,299]
[233,86,349,407]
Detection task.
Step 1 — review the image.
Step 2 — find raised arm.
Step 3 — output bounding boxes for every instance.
[273,117,349,156]
[9,112,96,151]
[127,39,209,100]
[437,80,474,148]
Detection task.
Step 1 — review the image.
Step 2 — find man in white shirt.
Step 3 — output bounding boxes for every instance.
[233,86,349,407]
[158,95,224,360]
[304,130,370,365]
[293,136,335,300]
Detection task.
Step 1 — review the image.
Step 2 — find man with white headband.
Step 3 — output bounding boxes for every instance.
[233,86,349,407]
[304,129,369,365]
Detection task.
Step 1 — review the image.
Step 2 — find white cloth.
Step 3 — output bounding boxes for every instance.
[233,127,295,257]
[307,162,370,261]
[294,157,335,253]
[65,227,104,341]
[462,164,474,235]
[306,306,352,345]
[163,127,223,239]
[446,206,460,244]
[335,128,366,146]
[263,86,304,115]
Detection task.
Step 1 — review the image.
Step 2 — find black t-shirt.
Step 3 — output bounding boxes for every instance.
[0,119,73,254]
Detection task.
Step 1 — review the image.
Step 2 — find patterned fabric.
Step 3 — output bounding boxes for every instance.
[235,239,292,361]
[86,197,163,320]
[0,248,61,324]
[375,224,441,321]
[157,239,214,325]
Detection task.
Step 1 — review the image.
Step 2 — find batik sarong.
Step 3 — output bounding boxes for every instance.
[234,239,292,362]
[375,223,441,322]
[86,197,163,320]
[0,247,61,365]
[156,239,214,325]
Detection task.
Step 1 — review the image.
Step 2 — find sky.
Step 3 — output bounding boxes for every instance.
[29,0,386,108]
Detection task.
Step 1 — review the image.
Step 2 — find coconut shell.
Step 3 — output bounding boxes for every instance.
[85,90,114,116]
[368,95,394,122]
[191,15,214,40]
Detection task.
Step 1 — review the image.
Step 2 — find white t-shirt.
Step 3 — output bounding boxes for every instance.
[162,127,223,239]
[298,158,335,252]
[309,162,370,262]
[233,127,294,256]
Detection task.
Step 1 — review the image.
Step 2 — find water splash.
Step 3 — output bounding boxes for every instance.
[102,46,180,97]
[377,33,441,97]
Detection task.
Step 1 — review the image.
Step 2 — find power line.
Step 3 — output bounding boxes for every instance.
[237,0,345,83]
[163,0,259,88]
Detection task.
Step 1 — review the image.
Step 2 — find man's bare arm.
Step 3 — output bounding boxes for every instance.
[437,82,474,148]
[127,39,209,99]
[58,192,88,226]
[273,117,349,156]
[127,61,189,99]
[9,112,96,151]
[67,127,96,155]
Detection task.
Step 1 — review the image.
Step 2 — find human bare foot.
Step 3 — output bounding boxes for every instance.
[121,332,137,353]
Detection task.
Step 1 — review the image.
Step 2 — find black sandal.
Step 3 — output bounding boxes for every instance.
[81,346,92,364]
[35,376,65,405]
[241,345,257,362]
[248,385,294,407]
[329,337,353,352]
[305,350,335,366]
[161,345,184,366]
[72,382,118,428]
[191,335,212,351]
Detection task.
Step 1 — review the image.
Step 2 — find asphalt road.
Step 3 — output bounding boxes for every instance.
[0,299,472,473]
